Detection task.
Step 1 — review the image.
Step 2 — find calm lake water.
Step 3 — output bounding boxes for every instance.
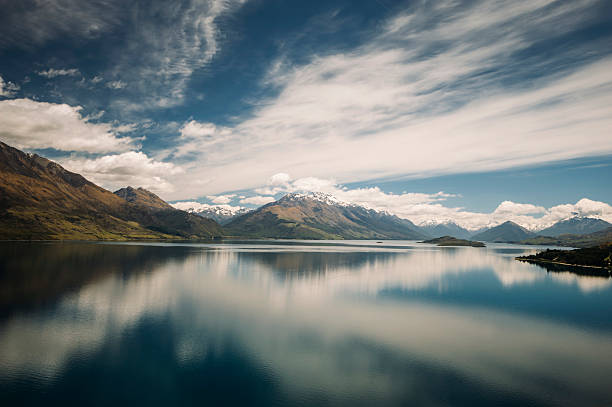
[1,241,611,406]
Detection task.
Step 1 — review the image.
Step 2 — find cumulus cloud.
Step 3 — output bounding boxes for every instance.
[37,68,80,78]
[0,98,135,153]
[166,0,612,198]
[0,75,19,97]
[61,151,183,194]
[240,196,276,205]
[181,120,217,138]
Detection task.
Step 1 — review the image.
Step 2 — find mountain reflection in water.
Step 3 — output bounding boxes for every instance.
[0,241,611,406]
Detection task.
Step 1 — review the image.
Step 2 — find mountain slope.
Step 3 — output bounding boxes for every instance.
[538,217,612,237]
[113,187,223,238]
[0,141,222,240]
[225,193,428,240]
[419,222,471,239]
[471,221,535,242]
[114,186,173,210]
[521,227,612,248]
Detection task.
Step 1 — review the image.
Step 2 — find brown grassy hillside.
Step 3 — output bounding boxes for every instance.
[0,141,222,240]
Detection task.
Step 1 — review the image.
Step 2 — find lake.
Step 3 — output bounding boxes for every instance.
[1,240,611,406]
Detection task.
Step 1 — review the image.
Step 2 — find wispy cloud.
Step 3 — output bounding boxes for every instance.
[164,0,612,199]
[108,0,248,109]
[37,68,80,78]
[0,0,122,50]
[1,0,247,110]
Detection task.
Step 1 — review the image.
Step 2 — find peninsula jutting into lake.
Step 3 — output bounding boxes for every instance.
[517,244,612,277]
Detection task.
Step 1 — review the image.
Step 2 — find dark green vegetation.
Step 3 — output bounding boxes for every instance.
[517,243,612,276]
[422,236,485,247]
[538,217,611,237]
[225,193,428,240]
[470,221,534,243]
[520,227,612,248]
[0,141,222,240]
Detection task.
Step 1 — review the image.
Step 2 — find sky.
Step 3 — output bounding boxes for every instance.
[1,0,612,230]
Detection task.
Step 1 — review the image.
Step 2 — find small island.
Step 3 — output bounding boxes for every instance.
[516,243,612,277]
[421,236,486,247]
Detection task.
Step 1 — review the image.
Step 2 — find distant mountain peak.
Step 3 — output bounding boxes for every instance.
[279,192,351,207]
[226,192,427,240]
[419,221,472,239]
[537,216,612,237]
[470,220,534,242]
[173,203,251,225]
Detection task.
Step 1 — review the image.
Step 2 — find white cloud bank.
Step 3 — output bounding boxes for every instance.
[165,0,612,199]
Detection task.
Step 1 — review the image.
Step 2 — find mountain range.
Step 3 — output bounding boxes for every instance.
[1,141,611,243]
[0,141,222,240]
[537,217,611,237]
[520,227,612,248]
[224,192,428,240]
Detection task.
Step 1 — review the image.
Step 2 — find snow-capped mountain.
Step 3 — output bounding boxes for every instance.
[470,221,535,242]
[278,192,352,207]
[537,216,612,236]
[171,202,251,225]
[225,192,428,239]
